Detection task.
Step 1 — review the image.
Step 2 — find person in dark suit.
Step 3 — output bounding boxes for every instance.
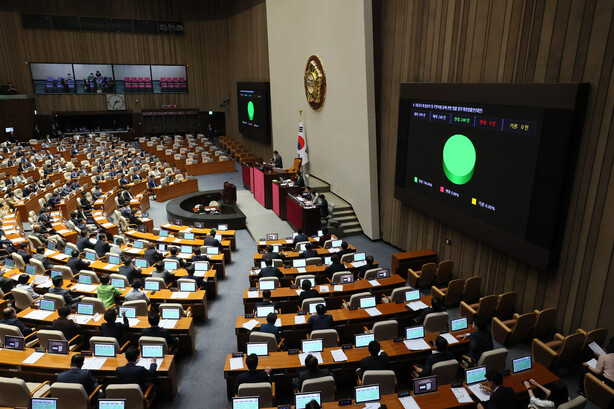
[413,336,455,376]
[477,371,515,409]
[17,242,32,264]
[324,254,345,280]
[317,194,329,218]
[94,233,111,258]
[302,186,315,202]
[101,308,129,346]
[357,256,376,279]
[415,296,446,325]
[0,307,35,336]
[204,230,223,249]
[167,246,187,268]
[271,150,283,168]
[147,175,158,189]
[118,175,130,186]
[293,354,331,390]
[144,242,162,266]
[458,316,493,365]
[182,264,205,289]
[258,258,283,280]
[76,230,95,252]
[318,228,331,247]
[235,353,271,394]
[255,290,278,311]
[307,303,334,331]
[357,340,390,377]
[293,228,309,246]
[337,241,354,258]
[189,247,210,262]
[117,258,140,284]
[57,354,99,395]
[259,312,281,341]
[117,346,157,393]
[262,244,285,263]
[79,192,93,212]
[295,171,305,188]
[141,313,179,348]
[51,305,82,340]
[297,279,320,309]
[49,275,84,308]
[67,250,91,276]
[300,243,319,259]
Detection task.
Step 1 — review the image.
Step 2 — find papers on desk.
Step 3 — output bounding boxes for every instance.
[297,267,307,273]
[73,284,97,293]
[35,280,53,289]
[24,310,54,320]
[171,292,189,299]
[294,315,306,324]
[586,358,598,370]
[467,384,490,401]
[399,396,421,409]
[72,315,92,325]
[56,229,70,234]
[407,301,429,311]
[452,387,474,403]
[404,339,431,351]
[82,357,107,370]
[440,333,459,345]
[258,241,266,245]
[331,349,348,362]
[103,264,115,270]
[368,280,381,286]
[33,274,50,285]
[295,289,303,296]
[172,238,182,243]
[589,341,606,356]
[230,357,244,370]
[93,313,103,322]
[364,403,381,409]
[184,227,192,232]
[274,318,282,327]
[125,248,141,254]
[242,319,260,331]
[43,249,55,257]
[333,285,344,292]
[298,352,322,366]
[159,319,177,329]
[136,358,159,371]
[365,307,382,317]
[353,261,367,268]
[247,291,260,298]
[23,352,45,364]
[286,239,293,244]
[319,285,330,293]
[128,318,140,327]
[103,223,114,228]
[328,248,340,253]
[55,254,70,260]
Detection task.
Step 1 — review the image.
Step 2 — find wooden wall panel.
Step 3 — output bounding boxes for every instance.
[375,0,614,336]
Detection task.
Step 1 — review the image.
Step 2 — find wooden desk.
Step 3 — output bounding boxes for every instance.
[286,195,321,235]
[253,247,356,266]
[152,178,198,202]
[243,274,403,313]
[391,250,438,280]
[186,159,236,176]
[256,236,327,251]
[248,261,375,287]
[272,182,302,220]
[160,223,237,251]
[0,347,177,399]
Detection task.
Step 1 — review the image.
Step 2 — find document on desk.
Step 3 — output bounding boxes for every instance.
[331,349,348,362]
[93,313,103,322]
[128,318,140,327]
[467,384,490,401]
[242,319,260,331]
[23,352,45,364]
[399,396,421,409]
[294,315,306,324]
[299,352,322,366]
[440,333,459,344]
[286,239,293,244]
[24,310,54,320]
[368,280,381,286]
[333,285,344,292]
[365,307,382,317]
[589,341,606,356]
[274,318,282,327]
[404,339,431,351]
[56,229,70,234]
[364,403,380,409]
[73,284,97,293]
[125,248,141,254]
[173,238,182,243]
[171,292,189,299]
[55,254,70,260]
[586,358,598,370]
[328,248,340,253]
[44,249,56,257]
[35,280,53,289]
[136,358,159,371]
[230,357,244,370]
[258,241,266,245]
[73,315,92,325]
[452,387,474,403]
[159,319,177,329]
[82,357,107,370]
[353,261,367,268]
[295,289,303,296]
[103,264,115,270]
[319,285,330,293]
[247,290,260,298]
[297,267,307,273]
[33,275,50,285]
[407,300,429,311]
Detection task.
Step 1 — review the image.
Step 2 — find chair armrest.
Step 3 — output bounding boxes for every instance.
[277,337,285,351]
[2,291,12,299]
[25,330,39,342]
[431,286,445,300]
[88,384,103,406]
[382,294,391,303]
[305,333,310,339]
[532,338,557,369]
[29,380,50,396]
[185,306,192,317]
[106,304,116,311]
[120,340,131,352]
[513,312,520,320]
[363,326,371,333]
[491,317,511,346]
[356,373,363,385]
[341,299,349,309]
[271,382,276,401]
[554,333,565,342]
[143,383,156,408]
[576,328,588,336]
[68,334,83,345]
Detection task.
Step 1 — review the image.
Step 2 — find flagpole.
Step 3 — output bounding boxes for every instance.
[299,109,305,178]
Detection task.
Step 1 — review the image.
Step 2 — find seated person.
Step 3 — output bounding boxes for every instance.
[16,274,38,299]
[357,256,376,279]
[307,303,334,331]
[76,230,95,252]
[297,279,320,308]
[67,250,91,276]
[167,246,187,269]
[17,242,31,264]
[476,371,515,409]
[317,194,329,218]
[458,316,493,365]
[117,346,157,393]
[262,244,285,263]
[101,308,129,346]
[259,312,281,342]
[125,279,150,303]
[300,243,319,259]
[119,257,142,284]
[523,379,569,409]
[413,336,454,376]
[183,264,205,289]
[50,275,84,308]
[293,228,309,246]
[151,261,175,284]
[94,233,111,258]
[255,289,277,310]
[357,340,389,378]
[324,254,345,279]
[97,275,122,309]
[0,307,35,336]
[415,296,446,325]
[293,354,331,390]
[581,336,614,391]
[33,246,52,270]
[57,354,100,396]
[204,230,223,249]
[190,247,210,262]
[235,353,271,394]
[142,313,178,348]
[337,241,354,258]
[258,258,283,280]
[144,242,163,266]
[51,305,82,340]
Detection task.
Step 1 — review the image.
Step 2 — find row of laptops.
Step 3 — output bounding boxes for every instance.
[32,398,126,409]
[170,220,229,231]
[264,230,332,243]
[39,299,183,320]
[258,255,377,271]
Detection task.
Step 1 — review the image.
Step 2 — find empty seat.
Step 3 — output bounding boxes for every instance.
[361,370,397,395]
[408,262,437,288]
[433,260,454,286]
[0,377,50,407]
[423,311,449,333]
[301,376,336,402]
[372,320,398,341]
[310,329,339,348]
[460,294,498,322]
[532,332,585,369]
[495,292,518,320]
[584,373,613,409]
[492,311,537,346]
[431,278,464,307]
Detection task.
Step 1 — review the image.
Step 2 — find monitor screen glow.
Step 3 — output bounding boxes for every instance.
[359,296,376,309]
[246,342,269,356]
[355,333,375,348]
[295,392,321,409]
[465,366,487,385]
[94,343,116,357]
[161,308,180,319]
[355,384,380,404]
[301,339,323,353]
[405,326,425,340]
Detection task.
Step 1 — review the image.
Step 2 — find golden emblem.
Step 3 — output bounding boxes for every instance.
[304,55,326,111]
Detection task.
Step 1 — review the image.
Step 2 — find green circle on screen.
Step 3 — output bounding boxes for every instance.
[247,101,255,121]
[442,134,476,185]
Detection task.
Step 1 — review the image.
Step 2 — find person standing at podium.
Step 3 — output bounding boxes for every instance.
[271,150,283,168]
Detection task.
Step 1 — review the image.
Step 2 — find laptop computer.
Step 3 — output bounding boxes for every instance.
[180,245,192,254]
[164,260,179,271]
[40,299,55,311]
[331,239,342,248]
[256,305,276,318]
[194,261,209,271]
[47,241,56,251]
[465,366,487,385]
[293,259,307,268]
[179,281,197,292]
[206,247,219,255]
[98,399,126,409]
[232,396,259,409]
[144,280,160,291]
[301,339,323,354]
[258,280,275,291]
[339,273,355,284]
[359,296,377,309]
[266,233,278,241]
[376,268,390,279]
[78,274,92,285]
[355,384,381,404]
[271,245,281,253]
[5,335,24,351]
[450,317,468,332]
[31,398,58,409]
[137,226,148,233]
[25,264,36,274]
[158,243,167,251]
[119,306,137,319]
[295,392,321,409]
[159,230,169,237]
[111,278,126,288]
[50,270,63,279]
[141,344,164,359]
[76,303,94,315]
[405,325,425,340]
[47,339,69,355]
[183,233,195,240]
[133,240,145,249]
[354,252,366,262]
[108,255,121,265]
[84,251,97,261]
[413,376,438,396]
[512,355,532,373]
[324,256,332,265]
[161,307,180,320]
[246,342,269,356]
[93,343,116,357]
[405,289,420,302]
[135,258,148,268]
[355,333,375,348]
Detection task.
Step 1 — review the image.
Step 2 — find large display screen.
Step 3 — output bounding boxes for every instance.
[237,82,270,142]
[395,83,588,270]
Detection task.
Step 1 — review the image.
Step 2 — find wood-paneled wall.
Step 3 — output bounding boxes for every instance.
[374,0,614,336]
[0,0,271,154]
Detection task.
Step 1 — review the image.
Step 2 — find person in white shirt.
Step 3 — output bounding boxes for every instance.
[523,379,568,409]
[124,279,150,304]
[16,274,38,299]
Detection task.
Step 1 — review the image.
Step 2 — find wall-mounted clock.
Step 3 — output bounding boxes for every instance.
[106,94,126,111]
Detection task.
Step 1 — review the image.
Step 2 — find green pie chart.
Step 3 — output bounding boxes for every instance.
[442,134,476,185]
[247,101,255,121]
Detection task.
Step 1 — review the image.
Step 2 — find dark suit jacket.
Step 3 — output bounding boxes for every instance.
[258,266,283,280]
[486,386,516,409]
[0,317,32,335]
[51,316,82,340]
[142,326,178,346]
[293,233,309,246]
[49,287,80,306]
[76,236,95,252]
[101,316,129,345]
[469,329,494,363]
[298,289,320,308]
[294,367,331,389]
[117,362,157,392]
[94,240,111,258]
[67,256,90,275]
[421,351,455,376]
[144,249,161,266]
[262,251,284,262]
[324,262,346,279]
[235,370,270,394]
[307,314,334,331]
[57,368,98,394]
[358,352,390,377]
[118,265,141,283]
[260,323,281,341]
[300,249,319,259]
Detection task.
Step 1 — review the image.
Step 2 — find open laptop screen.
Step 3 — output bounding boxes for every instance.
[31,398,58,409]
[450,317,468,332]
[295,392,321,409]
[355,384,380,404]
[246,342,269,356]
[5,335,24,351]
[48,339,69,355]
[355,333,375,348]
[161,308,180,320]
[512,355,532,373]
[232,397,258,409]
[465,366,487,385]
[301,339,323,354]
[141,344,164,359]
[98,399,126,409]
[413,376,438,396]
[405,326,425,340]
[359,296,377,309]
[94,343,116,357]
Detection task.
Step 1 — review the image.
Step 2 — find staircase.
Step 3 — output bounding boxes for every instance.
[307,174,363,237]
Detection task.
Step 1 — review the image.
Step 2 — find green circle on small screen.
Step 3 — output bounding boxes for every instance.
[442,134,476,185]
[247,101,255,121]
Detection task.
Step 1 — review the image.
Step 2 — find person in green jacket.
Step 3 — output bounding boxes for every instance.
[96,275,122,308]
